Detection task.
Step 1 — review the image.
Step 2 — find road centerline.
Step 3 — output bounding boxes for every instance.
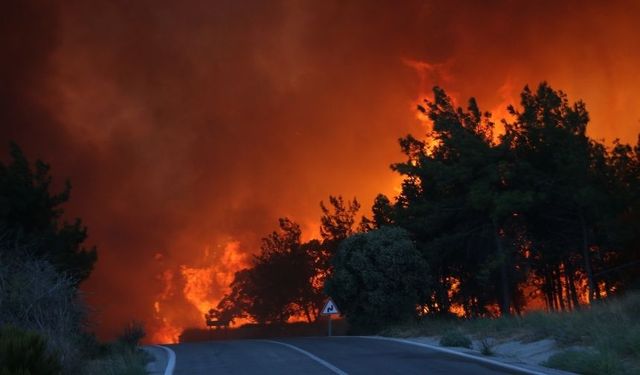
[260,339,349,375]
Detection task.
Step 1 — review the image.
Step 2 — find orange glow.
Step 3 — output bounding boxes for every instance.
[287,314,310,323]
[447,277,466,317]
[449,304,466,317]
[152,316,182,344]
[5,1,637,341]
[151,241,250,343]
[151,270,179,343]
[181,265,216,317]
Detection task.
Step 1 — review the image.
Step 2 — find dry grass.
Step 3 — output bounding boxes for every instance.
[439,330,472,348]
[82,343,151,375]
[380,292,640,375]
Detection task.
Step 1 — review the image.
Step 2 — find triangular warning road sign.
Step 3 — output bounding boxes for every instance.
[321,299,339,315]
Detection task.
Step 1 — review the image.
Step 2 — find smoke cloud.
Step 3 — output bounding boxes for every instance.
[2,0,639,341]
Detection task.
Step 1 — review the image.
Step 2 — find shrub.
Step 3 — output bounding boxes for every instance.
[0,326,61,374]
[439,330,472,348]
[118,321,146,348]
[325,227,430,332]
[480,338,494,356]
[82,342,151,375]
[0,254,87,372]
[544,349,625,375]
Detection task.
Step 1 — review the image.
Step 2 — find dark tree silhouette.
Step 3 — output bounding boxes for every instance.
[0,143,97,284]
[325,226,430,332]
[215,83,640,331]
[214,218,320,324]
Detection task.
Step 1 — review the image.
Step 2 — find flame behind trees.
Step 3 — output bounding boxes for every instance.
[373,82,639,319]
[212,218,322,324]
[213,198,361,324]
[212,82,639,331]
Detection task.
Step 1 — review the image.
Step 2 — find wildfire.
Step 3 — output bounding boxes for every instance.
[150,241,250,343]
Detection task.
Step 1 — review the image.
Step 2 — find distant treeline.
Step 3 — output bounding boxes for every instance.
[213,83,640,332]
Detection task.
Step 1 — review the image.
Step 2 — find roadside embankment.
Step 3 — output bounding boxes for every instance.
[381,293,640,375]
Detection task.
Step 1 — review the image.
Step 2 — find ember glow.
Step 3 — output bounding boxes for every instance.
[2,1,639,342]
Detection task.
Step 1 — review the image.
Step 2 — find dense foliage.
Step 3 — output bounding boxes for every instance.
[0,145,146,373]
[0,143,96,284]
[0,326,61,375]
[325,227,429,331]
[214,197,361,324]
[215,218,322,324]
[215,83,640,332]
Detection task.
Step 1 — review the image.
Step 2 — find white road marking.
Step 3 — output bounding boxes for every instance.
[154,345,176,375]
[261,340,349,375]
[356,336,551,375]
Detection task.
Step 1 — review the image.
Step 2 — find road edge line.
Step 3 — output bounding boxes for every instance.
[261,340,348,375]
[355,336,550,375]
[153,345,176,375]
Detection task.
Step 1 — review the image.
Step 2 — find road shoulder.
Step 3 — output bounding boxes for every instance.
[361,336,575,375]
[143,345,173,375]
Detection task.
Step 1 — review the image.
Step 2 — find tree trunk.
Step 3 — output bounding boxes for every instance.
[493,220,511,316]
[554,266,566,312]
[440,282,450,315]
[303,304,313,323]
[566,262,581,309]
[544,268,555,312]
[513,293,522,316]
[436,268,451,315]
[579,214,597,302]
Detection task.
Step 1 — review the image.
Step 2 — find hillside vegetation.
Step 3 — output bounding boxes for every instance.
[0,145,149,374]
[211,83,640,338]
[382,292,640,375]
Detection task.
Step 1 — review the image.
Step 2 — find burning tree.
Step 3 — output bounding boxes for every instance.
[212,196,362,325]
[212,83,640,330]
[384,82,640,317]
[213,218,323,324]
[329,83,640,327]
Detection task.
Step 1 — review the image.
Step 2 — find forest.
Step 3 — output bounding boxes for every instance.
[212,83,640,332]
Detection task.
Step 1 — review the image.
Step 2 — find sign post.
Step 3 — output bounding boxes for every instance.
[320,298,339,336]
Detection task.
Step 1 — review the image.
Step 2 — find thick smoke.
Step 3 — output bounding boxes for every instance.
[2,0,639,340]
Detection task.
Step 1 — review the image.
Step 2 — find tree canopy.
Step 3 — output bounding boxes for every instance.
[212,82,640,332]
[325,226,429,331]
[0,143,96,284]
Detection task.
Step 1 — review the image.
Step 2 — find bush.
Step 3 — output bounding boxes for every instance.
[544,349,625,375]
[480,338,494,355]
[439,330,472,348]
[0,254,87,372]
[118,321,146,348]
[82,342,151,375]
[325,227,430,332]
[0,326,61,374]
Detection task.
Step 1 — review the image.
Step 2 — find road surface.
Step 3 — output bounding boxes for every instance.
[148,336,559,375]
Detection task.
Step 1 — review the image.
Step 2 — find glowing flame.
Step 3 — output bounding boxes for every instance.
[150,241,250,343]
[181,265,216,316]
[151,270,180,343]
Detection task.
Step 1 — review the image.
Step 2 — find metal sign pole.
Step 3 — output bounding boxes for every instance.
[321,298,338,337]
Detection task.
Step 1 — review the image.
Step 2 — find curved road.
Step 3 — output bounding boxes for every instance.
[149,336,558,375]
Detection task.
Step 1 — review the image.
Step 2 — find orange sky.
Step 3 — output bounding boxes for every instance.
[2,0,639,342]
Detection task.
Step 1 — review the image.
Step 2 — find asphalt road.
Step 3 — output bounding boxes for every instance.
[155,336,552,375]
